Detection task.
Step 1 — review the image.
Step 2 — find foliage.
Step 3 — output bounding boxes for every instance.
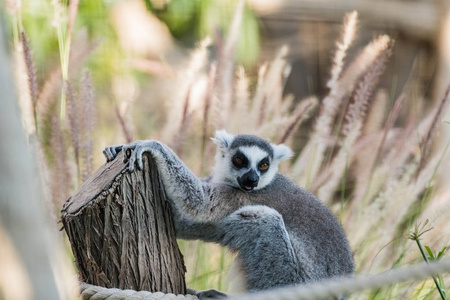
[410,220,447,299]
[145,0,260,66]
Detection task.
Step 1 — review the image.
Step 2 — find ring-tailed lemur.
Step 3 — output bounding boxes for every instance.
[103,130,354,297]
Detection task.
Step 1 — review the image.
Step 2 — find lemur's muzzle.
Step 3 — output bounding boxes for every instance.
[238,169,259,191]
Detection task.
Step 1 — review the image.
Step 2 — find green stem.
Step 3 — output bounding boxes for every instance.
[416,239,447,300]
[11,14,19,47]
[59,87,66,121]
[217,247,226,291]
[55,2,70,121]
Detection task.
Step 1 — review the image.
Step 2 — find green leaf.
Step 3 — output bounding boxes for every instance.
[438,275,445,294]
[425,245,435,259]
[438,247,447,259]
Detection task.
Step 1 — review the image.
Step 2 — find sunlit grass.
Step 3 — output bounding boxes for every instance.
[178,240,234,292]
[8,1,450,298]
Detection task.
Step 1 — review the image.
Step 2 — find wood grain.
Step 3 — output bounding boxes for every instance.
[61,153,186,294]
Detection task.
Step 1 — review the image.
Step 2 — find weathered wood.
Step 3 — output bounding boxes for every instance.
[252,0,439,42]
[61,153,186,294]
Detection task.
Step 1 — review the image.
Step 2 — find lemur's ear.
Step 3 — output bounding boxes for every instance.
[211,130,235,149]
[272,144,293,161]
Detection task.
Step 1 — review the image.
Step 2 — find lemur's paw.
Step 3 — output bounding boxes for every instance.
[103,145,124,162]
[121,144,140,172]
[196,289,228,299]
[124,140,159,173]
[121,144,136,162]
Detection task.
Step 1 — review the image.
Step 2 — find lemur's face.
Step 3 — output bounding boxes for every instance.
[211,130,293,192]
[229,146,274,191]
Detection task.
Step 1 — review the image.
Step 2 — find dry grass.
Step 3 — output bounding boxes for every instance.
[10,3,450,299]
[144,12,450,297]
[20,30,39,133]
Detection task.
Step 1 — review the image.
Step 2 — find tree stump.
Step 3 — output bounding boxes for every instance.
[61,153,186,294]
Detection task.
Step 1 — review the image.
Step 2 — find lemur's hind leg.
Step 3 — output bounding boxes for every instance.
[179,205,301,292]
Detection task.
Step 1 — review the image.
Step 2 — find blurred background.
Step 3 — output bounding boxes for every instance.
[2,0,450,299]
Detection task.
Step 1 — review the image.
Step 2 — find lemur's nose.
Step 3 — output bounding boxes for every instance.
[248,174,258,184]
[245,170,259,186]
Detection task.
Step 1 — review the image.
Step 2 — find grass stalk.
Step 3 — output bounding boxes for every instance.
[217,247,226,291]
[417,85,450,177]
[114,106,133,143]
[20,30,39,134]
[409,220,446,299]
[415,239,446,300]
[359,93,405,206]
[368,237,401,273]
[57,24,68,120]
[11,14,20,47]
[54,0,78,121]
[419,137,450,208]
[201,63,217,175]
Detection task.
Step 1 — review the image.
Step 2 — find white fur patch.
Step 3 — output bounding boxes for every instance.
[239,146,270,168]
[272,143,293,161]
[211,130,235,149]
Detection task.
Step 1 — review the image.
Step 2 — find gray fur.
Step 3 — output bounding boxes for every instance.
[103,131,354,295]
[230,135,274,158]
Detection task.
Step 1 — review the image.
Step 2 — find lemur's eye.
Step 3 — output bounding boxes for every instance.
[259,163,269,170]
[232,152,248,168]
[234,157,244,165]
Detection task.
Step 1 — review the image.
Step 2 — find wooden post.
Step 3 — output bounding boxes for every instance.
[61,153,186,294]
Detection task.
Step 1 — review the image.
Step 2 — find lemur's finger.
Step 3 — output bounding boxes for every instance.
[121,144,134,163]
[102,149,111,162]
[104,147,116,162]
[113,145,124,157]
[127,150,136,172]
[134,147,146,170]
[103,145,125,162]
[110,147,117,157]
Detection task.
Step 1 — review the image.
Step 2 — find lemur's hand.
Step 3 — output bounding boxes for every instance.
[104,140,161,172]
[123,141,161,173]
[104,141,161,172]
[103,144,125,162]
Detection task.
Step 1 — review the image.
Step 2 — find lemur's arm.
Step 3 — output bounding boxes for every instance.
[173,205,303,291]
[104,141,208,214]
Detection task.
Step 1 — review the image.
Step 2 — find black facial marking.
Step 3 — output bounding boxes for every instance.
[232,151,248,169]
